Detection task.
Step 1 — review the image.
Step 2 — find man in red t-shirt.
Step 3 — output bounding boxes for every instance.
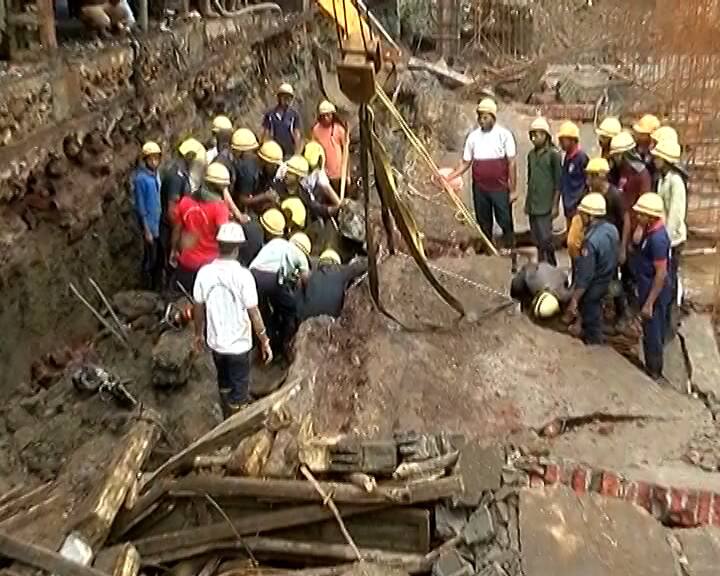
[171,163,231,292]
[311,100,347,191]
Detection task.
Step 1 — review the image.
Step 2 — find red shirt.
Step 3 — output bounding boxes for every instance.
[174,196,229,271]
[312,122,346,180]
[619,162,651,227]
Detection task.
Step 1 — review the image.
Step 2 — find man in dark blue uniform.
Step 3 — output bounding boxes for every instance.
[631,192,672,382]
[564,193,619,344]
[261,83,303,159]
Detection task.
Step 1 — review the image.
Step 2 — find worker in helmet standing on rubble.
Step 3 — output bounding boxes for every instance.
[133,142,163,290]
[172,162,231,292]
[445,98,517,255]
[525,117,562,265]
[312,100,347,192]
[631,192,672,382]
[261,84,303,159]
[633,114,661,183]
[557,121,589,233]
[564,193,619,344]
[595,116,622,186]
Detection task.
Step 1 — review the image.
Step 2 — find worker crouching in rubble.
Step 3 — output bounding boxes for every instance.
[132,141,163,291]
[564,193,619,345]
[557,121,589,233]
[510,261,570,321]
[193,222,272,416]
[632,193,673,382]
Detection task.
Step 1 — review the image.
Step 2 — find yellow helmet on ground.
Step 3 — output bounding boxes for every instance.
[633,192,665,219]
[278,83,295,96]
[212,115,233,133]
[290,232,311,256]
[286,154,310,178]
[651,139,681,164]
[609,131,636,155]
[318,100,337,115]
[178,138,207,162]
[231,128,259,152]
[533,291,560,319]
[476,98,497,116]
[596,117,622,139]
[319,249,341,265]
[633,114,661,135]
[260,208,286,236]
[578,192,607,217]
[281,197,307,229]
[142,141,161,156]
[258,141,283,165]
[585,157,610,174]
[205,162,231,187]
[651,125,679,145]
[557,121,580,140]
[529,116,551,135]
[303,141,326,169]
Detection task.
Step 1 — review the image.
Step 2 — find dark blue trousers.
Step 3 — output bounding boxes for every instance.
[639,280,671,379]
[580,282,610,345]
[212,351,250,406]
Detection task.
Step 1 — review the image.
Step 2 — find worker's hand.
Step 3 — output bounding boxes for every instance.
[144,229,154,244]
[193,334,205,354]
[641,301,654,320]
[169,250,178,268]
[260,337,273,365]
[618,246,627,266]
[552,204,560,220]
[564,299,578,321]
[509,188,519,204]
[235,212,250,225]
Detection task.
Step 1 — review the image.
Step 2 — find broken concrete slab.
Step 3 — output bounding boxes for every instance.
[662,336,690,395]
[152,330,194,388]
[674,527,720,576]
[454,442,504,507]
[462,506,495,546]
[431,548,473,576]
[520,487,678,576]
[679,313,720,403]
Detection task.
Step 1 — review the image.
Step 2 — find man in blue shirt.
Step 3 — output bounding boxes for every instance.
[557,121,589,233]
[261,83,303,159]
[133,141,163,290]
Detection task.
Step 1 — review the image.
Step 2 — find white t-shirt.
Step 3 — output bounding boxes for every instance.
[249,237,309,284]
[207,147,219,164]
[193,259,258,355]
[462,124,517,162]
[302,168,331,192]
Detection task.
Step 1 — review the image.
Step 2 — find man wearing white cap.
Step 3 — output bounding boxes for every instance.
[193,222,272,415]
[261,83,303,159]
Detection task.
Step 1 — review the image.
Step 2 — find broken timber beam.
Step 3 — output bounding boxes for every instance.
[0,482,54,523]
[94,544,140,576]
[168,475,463,505]
[407,57,473,88]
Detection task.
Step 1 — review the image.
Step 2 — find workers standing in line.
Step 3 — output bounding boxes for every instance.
[261,83,303,158]
[193,222,272,416]
[171,162,231,292]
[525,117,561,265]
[632,114,661,181]
[132,142,163,290]
[564,193,619,344]
[557,121,589,233]
[595,116,622,186]
[312,100,347,192]
[631,193,672,382]
[445,98,517,255]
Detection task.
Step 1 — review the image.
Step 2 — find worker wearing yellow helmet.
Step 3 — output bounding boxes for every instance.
[207,115,233,163]
[301,141,342,222]
[632,114,661,163]
[132,141,163,290]
[281,196,307,233]
[565,192,620,344]
[312,100,348,189]
[596,117,622,158]
[557,121,589,227]
[261,83,303,159]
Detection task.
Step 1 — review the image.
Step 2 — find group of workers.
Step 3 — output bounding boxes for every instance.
[132,83,366,414]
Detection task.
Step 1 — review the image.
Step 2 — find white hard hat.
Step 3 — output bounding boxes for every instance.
[216,222,246,244]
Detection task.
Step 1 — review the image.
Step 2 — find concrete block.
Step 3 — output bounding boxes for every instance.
[455,442,504,506]
[431,548,473,576]
[361,440,398,474]
[675,527,720,576]
[462,505,495,546]
[435,503,468,540]
[152,329,194,388]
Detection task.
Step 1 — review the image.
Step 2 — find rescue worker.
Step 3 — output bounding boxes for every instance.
[132,142,163,290]
[261,83,303,158]
[595,116,622,186]
[557,121,589,232]
[445,98,517,254]
[276,154,311,202]
[303,141,342,213]
[253,140,285,211]
[651,125,690,189]
[311,100,347,192]
[652,138,687,338]
[250,231,311,360]
[525,117,561,265]
[80,0,135,36]
[632,193,672,381]
[633,114,661,179]
[193,222,272,416]
[510,261,571,310]
[565,193,619,344]
[172,162,231,292]
[281,196,307,235]
[207,115,234,165]
[296,249,368,321]
[230,128,262,212]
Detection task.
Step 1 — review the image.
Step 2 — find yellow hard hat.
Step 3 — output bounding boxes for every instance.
[633,192,665,219]
[205,162,231,187]
[529,116,551,135]
[632,114,661,135]
[557,121,580,140]
[578,192,607,217]
[258,140,284,165]
[260,208,286,236]
[278,83,295,96]
[178,138,207,162]
[585,157,610,174]
[281,197,307,229]
[142,141,162,156]
[609,131,636,155]
[595,117,622,139]
[212,115,233,133]
[651,139,681,164]
[286,154,310,178]
[319,249,341,265]
[476,98,497,116]
[290,232,311,256]
[318,100,337,115]
[532,291,560,319]
[303,141,326,169]
[651,125,679,145]
[231,128,259,152]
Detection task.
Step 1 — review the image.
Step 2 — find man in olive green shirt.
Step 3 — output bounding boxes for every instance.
[526,117,562,265]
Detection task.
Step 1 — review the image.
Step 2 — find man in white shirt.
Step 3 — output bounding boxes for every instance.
[445,97,518,254]
[193,222,272,415]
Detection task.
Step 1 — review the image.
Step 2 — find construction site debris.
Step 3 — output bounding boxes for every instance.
[111,291,163,322]
[407,58,473,88]
[454,442,504,507]
[673,527,720,576]
[679,314,720,417]
[151,330,195,389]
[431,548,473,576]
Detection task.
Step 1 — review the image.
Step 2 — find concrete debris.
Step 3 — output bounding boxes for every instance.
[674,527,720,576]
[151,330,194,388]
[435,503,469,540]
[679,313,720,417]
[111,291,163,322]
[454,442,505,506]
[462,505,495,546]
[432,548,474,576]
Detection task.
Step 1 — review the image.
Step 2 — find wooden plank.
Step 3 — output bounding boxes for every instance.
[36,0,57,52]
[94,544,140,576]
[0,483,54,523]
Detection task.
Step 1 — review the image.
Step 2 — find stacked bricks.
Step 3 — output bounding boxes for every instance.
[512,456,720,528]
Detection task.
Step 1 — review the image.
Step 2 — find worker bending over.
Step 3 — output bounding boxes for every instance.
[193,223,272,416]
[303,141,342,216]
[312,100,347,192]
[510,261,571,321]
[132,142,163,290]
[261,84,302,158]
[557,121,589,232]
[565,193,619,344]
